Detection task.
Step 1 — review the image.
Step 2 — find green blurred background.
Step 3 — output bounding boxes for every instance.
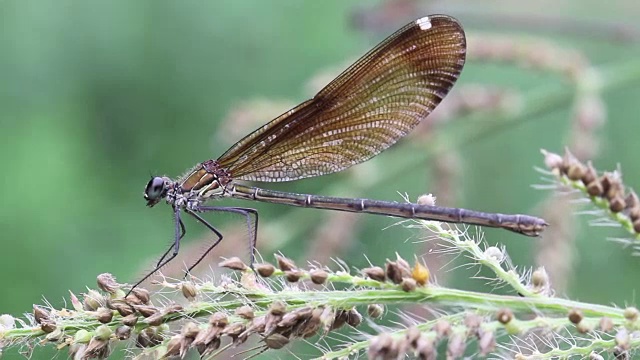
[2,0,640,358]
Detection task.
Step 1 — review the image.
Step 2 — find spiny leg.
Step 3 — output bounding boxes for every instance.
[155,217,186,269]
[183,208,223,276]
[129,206,184,294]
[186,206,258,273]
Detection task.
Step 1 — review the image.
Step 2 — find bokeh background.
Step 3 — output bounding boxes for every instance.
[2,0,640,358]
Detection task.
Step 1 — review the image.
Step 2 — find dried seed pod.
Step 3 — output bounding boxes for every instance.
[144,312,165,327]
[566,158,587,181]
[568,308,583,324]
[209,312,228,327]
[496,308,513,325]
[222,322,246,339]
[362,266,386,282]
[586,179,604,197]
[134,304,159,318]
[136,328,161,348]
[269,301,287,316]
[130,288,150,305]
[275,254,296,271]
[124,294,143,306]
[386,255,412,284]
[330,309,349,331]
[279,307,313,328]
[40,321,56,333]
[264,333,290,349]
[367,304,384,318]
[164,335,182,357]
[111,299,135,317]
[219,256,248,271]
[346,308,362,327]
[401,278,417,292]
[235,305,255,320]
[198,337,222,358]
[122,314,138,327]
[610,195,626,213]
[96,273,120,294]
[285,270,303,282]
[115,325,131,340]
[192,326,216,348]
[310,269,329,284]
[412,262,430,286]
[96,307,113,324]
[182,321,200,339]
[164,303,184,315]
[33,306,50,324]
[255,263,276,277]
[181,282,198,301]
[85,338,110,358]
[242,315,266,337]
[295,307,323,338]
[581,162,598,185]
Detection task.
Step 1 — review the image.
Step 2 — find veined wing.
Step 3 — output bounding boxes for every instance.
[217,15,466,182]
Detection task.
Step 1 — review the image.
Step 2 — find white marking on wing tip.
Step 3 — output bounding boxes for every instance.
[416,17,432,30]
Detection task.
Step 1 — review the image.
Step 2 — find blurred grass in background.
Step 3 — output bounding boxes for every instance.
[2,0,640,358]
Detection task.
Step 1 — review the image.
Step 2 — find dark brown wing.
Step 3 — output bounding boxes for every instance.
[217,15,466,182]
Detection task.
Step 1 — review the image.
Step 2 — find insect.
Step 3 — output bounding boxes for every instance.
[141,15,546,287]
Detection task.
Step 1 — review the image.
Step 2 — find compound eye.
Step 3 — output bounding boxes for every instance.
[144,177,166,201]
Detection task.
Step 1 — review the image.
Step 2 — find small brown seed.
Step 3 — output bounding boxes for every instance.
[235,305,255,320]
[285,270,303,282]
[181,282,198,301]
[115,325,131,340]
[134,304,159,318]
[496,308,513,325]
[130,288,150,305]
[96,273,120,294]
[33,306,50,324]
[401,278,417,292]
[275,254,296,271]
[253,263,274,278]
[218,256,248,271]
[568,308,583,324]
[367,304,384,318]
[310,269,329,284]
[122,314,138,327]
[96,307,113,324]
[264,333,289,349]
[362,266,386,282]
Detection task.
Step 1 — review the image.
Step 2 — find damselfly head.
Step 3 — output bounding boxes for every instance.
[144,176,168,207]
